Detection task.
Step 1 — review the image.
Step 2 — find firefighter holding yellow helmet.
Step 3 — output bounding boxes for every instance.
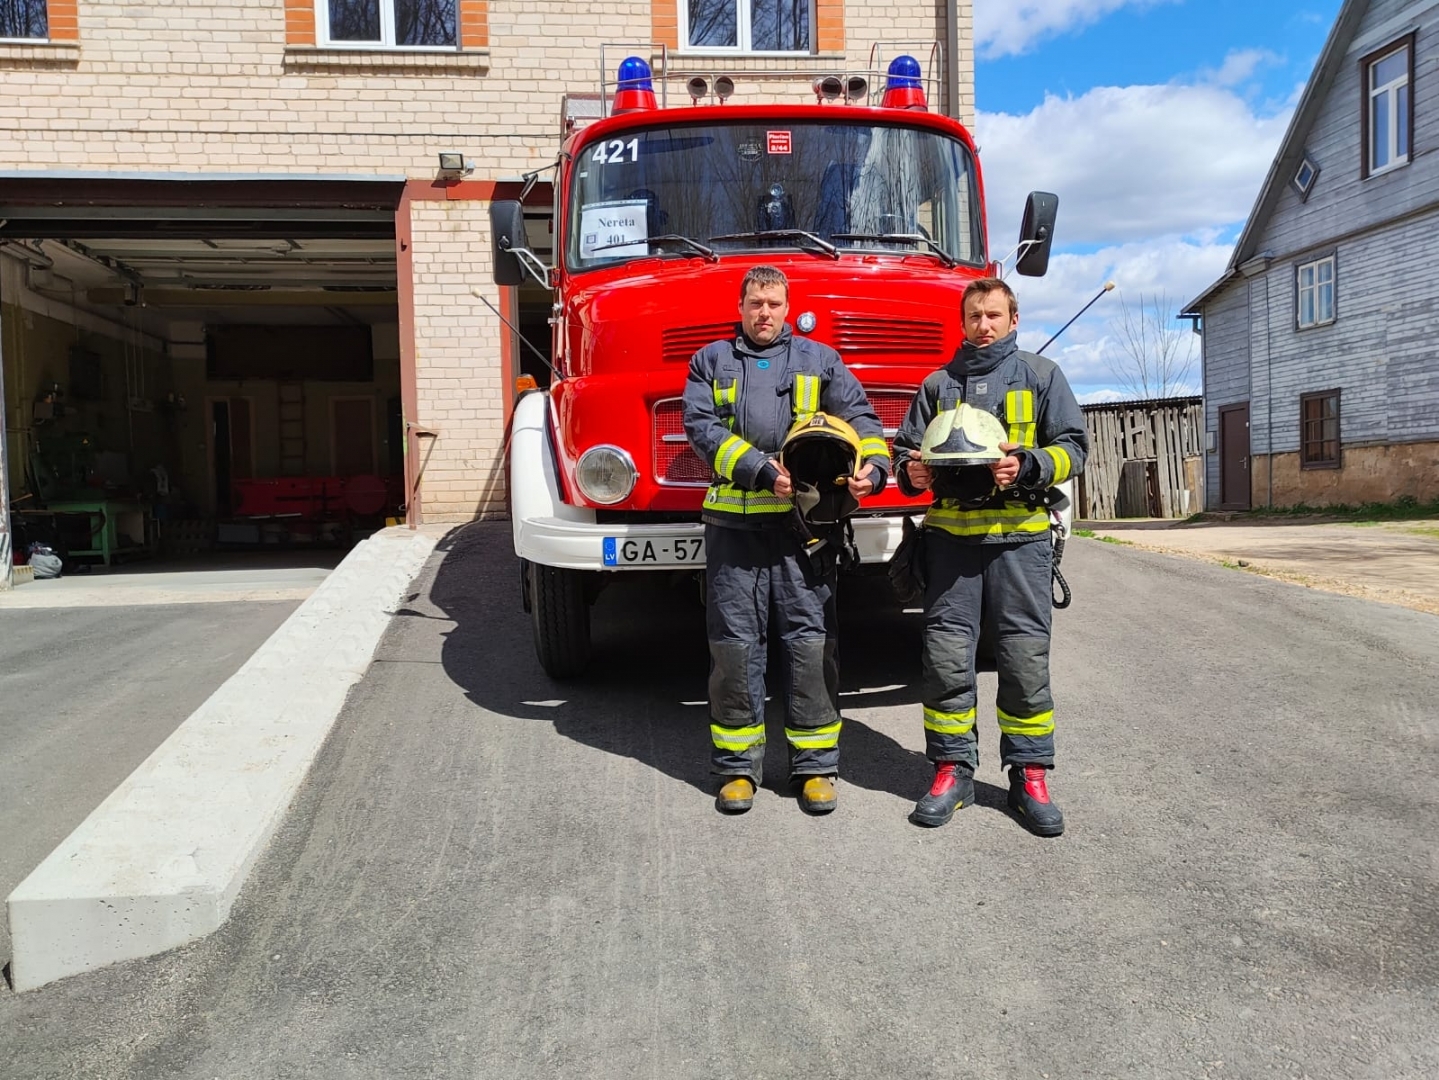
[683,265,891,815]
[893,277,1088,836]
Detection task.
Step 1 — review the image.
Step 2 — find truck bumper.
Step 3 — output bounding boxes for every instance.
[516,513,910,572]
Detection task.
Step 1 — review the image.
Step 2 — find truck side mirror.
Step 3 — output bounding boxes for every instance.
[1015,191,1058,278]
[490,200,529,286]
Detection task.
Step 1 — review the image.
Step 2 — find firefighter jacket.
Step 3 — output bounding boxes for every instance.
[893,330,1088,543]
[683,325,890,529]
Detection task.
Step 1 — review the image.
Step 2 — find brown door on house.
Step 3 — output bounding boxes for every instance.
[332,398,376,477]
[1219,403,1250,510]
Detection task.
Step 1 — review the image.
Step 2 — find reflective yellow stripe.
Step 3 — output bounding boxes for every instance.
[713,379,737,407]
[923,707,976,735]
[1006,389,1036,447]
[711,723,766,752]
[858,436,890,461]
[793,374,821,419]
[785,720,842,749]
[704,484,793,514]
[924,504,1051,537]
[1042,446,1071,485]
[714,434,754,481]
[996,708,1055,738]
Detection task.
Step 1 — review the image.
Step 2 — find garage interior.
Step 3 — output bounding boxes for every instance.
[1,180,404,571]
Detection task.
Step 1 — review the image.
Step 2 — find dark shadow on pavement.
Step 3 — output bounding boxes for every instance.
[427,523,937,803]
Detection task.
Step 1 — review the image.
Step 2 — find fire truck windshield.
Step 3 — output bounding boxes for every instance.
[567,119,984,270]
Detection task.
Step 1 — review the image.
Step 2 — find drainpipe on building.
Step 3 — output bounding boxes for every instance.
[945,0,961,121]
[0,302,11,590]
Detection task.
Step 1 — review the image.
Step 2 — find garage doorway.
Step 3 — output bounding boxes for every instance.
[0,177,406,567]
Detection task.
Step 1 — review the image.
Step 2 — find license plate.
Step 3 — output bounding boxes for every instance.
[603,535,704,566]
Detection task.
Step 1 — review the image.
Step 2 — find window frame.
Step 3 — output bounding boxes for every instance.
[1299,389,1342,470]
[1359,34,1415,179]
[0,0,50,42]
[314,0,461,51]
[1295,252,1337,330]
[679,0,817,55]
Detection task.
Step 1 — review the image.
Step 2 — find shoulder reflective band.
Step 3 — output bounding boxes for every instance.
[714,378,738,430]
[1042,446,1072,484]
[859,436,890,460]
[793,374,821,419]
[1005,389,1036,447]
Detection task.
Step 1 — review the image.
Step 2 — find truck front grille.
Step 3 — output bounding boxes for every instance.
[653,398,710,485]
[662,322,735,364]
[832,314,946,356]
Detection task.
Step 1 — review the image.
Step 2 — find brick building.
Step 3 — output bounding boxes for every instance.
[0,0,972,560]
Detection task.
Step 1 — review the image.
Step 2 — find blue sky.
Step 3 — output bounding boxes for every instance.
[972,0,1343,400]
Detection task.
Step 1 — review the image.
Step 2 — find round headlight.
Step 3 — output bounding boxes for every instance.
[575,445,637,505]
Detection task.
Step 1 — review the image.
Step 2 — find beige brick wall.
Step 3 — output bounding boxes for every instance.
[0,1,969,175]
[409,201,509,521]
[0,0,972,522]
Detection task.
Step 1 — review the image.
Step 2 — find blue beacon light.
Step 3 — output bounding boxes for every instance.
[881,55,927,109]
[614,56,658,112]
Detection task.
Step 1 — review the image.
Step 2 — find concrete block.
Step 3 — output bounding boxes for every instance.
[6,527,440,992]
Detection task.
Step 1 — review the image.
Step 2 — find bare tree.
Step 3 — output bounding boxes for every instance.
[1104,290,1198,401]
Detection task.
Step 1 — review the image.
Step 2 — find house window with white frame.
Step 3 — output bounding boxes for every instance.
[685,0,812,52]
[1364,38,1412,176]
[318,0,457,48]
[1296,255,1335,328]
[0,0,48,39]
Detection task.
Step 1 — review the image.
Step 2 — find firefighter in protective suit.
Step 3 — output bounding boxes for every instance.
[683,265,890,815]
[893,277,1087,836]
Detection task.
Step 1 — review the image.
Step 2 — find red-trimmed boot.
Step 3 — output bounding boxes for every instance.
[1008,765,1064,836]
[909,763,975,827]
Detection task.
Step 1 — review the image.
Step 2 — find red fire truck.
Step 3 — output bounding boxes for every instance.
[489,48,1058,679]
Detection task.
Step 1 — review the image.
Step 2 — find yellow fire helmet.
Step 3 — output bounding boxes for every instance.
[919,403,1008,465]
[780,412,864,525]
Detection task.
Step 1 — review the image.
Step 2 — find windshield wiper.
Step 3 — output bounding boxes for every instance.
[830,233,957,268]
[709,229,840,260]
[589,234,719,262]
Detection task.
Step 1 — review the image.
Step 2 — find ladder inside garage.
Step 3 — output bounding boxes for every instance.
[279,381,306,476]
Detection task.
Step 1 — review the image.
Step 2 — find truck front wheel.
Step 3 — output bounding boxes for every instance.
[528,562,592,680]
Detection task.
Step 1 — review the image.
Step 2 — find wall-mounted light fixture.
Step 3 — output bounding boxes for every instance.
[437,152,475,180]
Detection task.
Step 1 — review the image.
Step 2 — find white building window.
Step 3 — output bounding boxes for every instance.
[1364,38,1412,176]
[1296,255,1335,329]
[684,0,813,53]
[317,0,457,48]
[0,0,48,40]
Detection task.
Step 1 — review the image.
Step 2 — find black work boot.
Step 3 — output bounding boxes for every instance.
[909,763,975,827]
[1008,764,1064,836]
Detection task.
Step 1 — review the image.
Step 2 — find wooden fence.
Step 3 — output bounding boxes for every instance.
[1077,396,1204,519]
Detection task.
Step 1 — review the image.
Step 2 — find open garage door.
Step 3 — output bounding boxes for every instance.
[1,177,406,569]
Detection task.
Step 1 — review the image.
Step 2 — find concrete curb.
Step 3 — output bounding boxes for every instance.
[6,526,441,991]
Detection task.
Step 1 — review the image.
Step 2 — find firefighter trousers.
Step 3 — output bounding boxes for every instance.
[705,523,841,783]
[921,531,1056,769]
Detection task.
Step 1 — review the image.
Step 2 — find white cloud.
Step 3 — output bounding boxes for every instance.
[977,83,1293,246]
[974,0,1176,58]
[1201,48,1283,88]
[1008,238,1228,389]
[1076,388,1131,405]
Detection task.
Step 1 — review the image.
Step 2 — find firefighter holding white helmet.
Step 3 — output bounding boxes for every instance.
[683,265,891,815]
[893,277,1088,836]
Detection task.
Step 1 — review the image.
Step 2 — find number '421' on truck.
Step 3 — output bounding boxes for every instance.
[489,49,1059,679]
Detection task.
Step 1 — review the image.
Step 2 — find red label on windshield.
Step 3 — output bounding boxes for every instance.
[766,131,792,154]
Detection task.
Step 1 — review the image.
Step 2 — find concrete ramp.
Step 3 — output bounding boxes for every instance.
[6,527,440,991]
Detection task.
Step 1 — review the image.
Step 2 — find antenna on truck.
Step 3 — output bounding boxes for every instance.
[471,287,556,379]
[1038,281,1116,354]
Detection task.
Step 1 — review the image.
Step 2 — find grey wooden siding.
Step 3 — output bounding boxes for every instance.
[1256,0,1439,262]
[1201,282,1251,507]
[1236,206,1439,459]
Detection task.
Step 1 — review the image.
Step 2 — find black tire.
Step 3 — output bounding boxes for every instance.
[529,562,592,680]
